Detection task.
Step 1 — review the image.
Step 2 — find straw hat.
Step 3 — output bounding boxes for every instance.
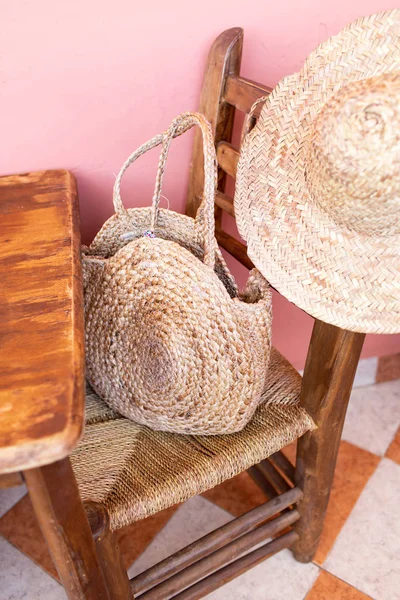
[235,10,400,334]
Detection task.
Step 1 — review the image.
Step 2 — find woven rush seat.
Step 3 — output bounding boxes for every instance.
[71,348,314,529]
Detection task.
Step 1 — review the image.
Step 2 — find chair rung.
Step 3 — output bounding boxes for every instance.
[136,511,299,600]
[256,460,292,495]
[217,142,240,179]
[247,465,278,499]
[130,487,302,596]
[169,531,299,600]
[224,75,272,115]
[269,450,296,485]
[215,191,235,217]
[215,228,254,270]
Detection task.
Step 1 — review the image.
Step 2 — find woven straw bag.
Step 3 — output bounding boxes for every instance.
[83,112,272,435]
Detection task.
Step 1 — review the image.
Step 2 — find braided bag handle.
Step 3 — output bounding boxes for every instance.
[113,112,217,269]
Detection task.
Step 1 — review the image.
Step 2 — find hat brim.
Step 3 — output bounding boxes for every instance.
[235,10,400,334]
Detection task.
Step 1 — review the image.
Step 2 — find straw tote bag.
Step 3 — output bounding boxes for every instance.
[82,112,272,435]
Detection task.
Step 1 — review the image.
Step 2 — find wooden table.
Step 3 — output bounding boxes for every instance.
[0,171,110,598]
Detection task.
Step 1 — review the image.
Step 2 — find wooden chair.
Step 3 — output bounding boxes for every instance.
[185,27,365,566]
[5,29,365,600]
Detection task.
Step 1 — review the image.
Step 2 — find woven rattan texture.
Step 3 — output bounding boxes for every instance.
[71,348,313,529]
[235,10,400,334]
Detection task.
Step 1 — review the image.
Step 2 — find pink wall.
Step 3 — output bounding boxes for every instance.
[2,0,399,369]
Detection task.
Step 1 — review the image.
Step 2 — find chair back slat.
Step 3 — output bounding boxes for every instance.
[216,142,240,180]
[224,76,271,115]
[215,191,235,217]
[215,228,254,270]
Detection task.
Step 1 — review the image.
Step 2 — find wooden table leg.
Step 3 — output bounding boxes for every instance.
[292,320,365,563]
[24,457,111,600]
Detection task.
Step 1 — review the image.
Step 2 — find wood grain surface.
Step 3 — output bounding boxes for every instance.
[0,170,85,473]
[186,27,243,221]
[293,320,365,562]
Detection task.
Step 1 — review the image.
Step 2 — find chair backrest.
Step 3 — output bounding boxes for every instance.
[186,28,270,270]
[186,27,366,417]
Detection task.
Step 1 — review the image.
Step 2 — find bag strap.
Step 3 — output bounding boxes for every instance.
[112,112,217,269]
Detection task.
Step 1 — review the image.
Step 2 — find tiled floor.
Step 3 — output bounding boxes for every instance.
[0,379,399,599]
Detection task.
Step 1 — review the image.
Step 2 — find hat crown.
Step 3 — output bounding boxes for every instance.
[305,73,400,236]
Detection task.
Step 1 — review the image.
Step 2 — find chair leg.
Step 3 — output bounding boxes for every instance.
[24,457,111,600]
[292,320,365,563]
[85,501,133,599]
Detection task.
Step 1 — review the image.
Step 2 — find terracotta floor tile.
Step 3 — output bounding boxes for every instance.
[257,440,378,565]
[0,494,56,578]
[324,459,400,599]
[314,441,380,565]
[0,492,179,577]
[385,426,400,465]
[202,444,297,517]
[202,471,267,516]
[115,504,179,569]
[376,352,400,383]
[305,571,372,599]
[282,440,297,465]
